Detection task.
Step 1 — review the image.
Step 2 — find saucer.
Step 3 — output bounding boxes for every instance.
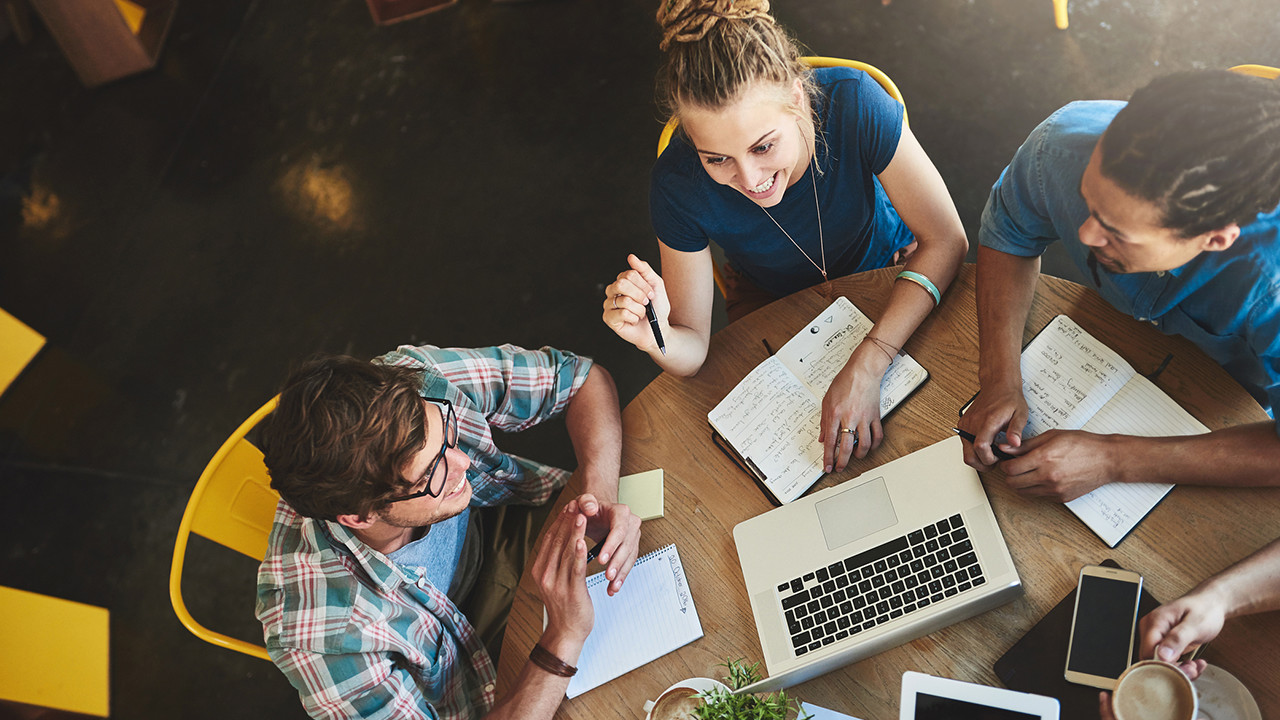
[1195,664,1261,720]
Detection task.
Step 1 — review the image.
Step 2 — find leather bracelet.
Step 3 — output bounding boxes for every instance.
[896,270,941,306]
[529,643,578,677]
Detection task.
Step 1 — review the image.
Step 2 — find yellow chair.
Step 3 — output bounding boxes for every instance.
[0,307,45,396]
[1230,64,1280,79]
[656,56,908,296]
[169,396,280,661]
[0,586,110,716]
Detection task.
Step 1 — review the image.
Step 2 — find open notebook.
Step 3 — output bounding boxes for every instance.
[708,297,929,504]
[1013,315,1208,546]
[565,544,702,698]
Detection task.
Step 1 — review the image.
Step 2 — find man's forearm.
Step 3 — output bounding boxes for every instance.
[1204,535,1280,618]
[483,633,585,720]
[1112,422,1280,488]
[976,246,1041,388]
[564,365,623,502]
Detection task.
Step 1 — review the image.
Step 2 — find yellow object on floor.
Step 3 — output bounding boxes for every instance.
[0,308,45,395]
[113,0,145,33]
[1052,0,1068,29]
[0,586,110,717]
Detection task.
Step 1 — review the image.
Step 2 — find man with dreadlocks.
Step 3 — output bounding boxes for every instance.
[958,70,1280,501]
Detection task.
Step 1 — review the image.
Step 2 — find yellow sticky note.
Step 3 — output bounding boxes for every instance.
[618,469,664,521]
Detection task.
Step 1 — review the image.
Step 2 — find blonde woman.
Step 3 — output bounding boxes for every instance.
[603,0,967,472]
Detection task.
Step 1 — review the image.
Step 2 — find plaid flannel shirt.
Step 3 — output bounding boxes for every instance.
[256,345,593,720]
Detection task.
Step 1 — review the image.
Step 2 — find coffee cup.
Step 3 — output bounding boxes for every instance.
[1112,660,1198,720]
[643,677,730,720]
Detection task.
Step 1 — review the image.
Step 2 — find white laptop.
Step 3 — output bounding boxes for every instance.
[899,671,1060,719]
[733,436,1022,693]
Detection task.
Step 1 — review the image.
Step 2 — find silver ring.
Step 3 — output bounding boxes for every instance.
[613,294,620,310]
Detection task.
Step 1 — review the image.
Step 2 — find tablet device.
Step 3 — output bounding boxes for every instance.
[900,671,1060,720]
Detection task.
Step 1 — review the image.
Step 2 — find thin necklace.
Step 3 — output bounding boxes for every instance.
[759,143,825,282]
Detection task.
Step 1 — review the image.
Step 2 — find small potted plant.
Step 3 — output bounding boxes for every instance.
[691,658,812,720]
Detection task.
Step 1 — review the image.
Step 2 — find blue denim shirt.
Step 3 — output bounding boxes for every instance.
[979,100,1280,426]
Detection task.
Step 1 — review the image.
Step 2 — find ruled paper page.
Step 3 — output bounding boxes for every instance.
[707,356,823,503]
[566,545,702,698]
[1066,375,1209,547]
[778,296,929,416]
[1020,316,1135,436]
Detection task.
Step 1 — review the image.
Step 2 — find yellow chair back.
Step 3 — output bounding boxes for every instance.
[169,396,280,661]
[1230,64,1280,79]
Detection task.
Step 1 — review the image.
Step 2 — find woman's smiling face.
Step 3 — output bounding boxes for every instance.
[680,80,811,209]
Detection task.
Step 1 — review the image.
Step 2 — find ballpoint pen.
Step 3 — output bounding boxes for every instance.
[645,302,667,355]
[951,427,1017,461]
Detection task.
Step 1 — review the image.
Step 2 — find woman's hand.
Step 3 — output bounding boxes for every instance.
[820,341,890,472]
[602,254,668,354]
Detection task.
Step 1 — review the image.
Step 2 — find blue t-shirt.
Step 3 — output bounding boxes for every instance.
[387,507,478,602]
[650,66,914,298]
[980,100,1280,425]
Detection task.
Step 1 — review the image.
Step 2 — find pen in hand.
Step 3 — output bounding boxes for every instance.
[951,428,1017,461]
[645,302,667,356]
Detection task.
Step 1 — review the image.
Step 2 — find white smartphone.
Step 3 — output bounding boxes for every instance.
[1063,564,1143,689]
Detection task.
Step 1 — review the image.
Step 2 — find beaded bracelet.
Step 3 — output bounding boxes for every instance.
[896,270,941,306]
[529,643,578,677]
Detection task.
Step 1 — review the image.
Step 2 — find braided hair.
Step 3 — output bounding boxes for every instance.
[1100,70,1280,238]
[655,0,815,121]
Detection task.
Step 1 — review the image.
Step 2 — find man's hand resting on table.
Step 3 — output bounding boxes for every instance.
[562,493,641,596]
[996,430,1124,502]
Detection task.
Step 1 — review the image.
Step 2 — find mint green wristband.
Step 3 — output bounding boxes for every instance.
[896,270,941,306]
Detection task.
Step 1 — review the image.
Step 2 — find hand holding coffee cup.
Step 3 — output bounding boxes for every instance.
[1137,590,1225,682]
[1101,661,1199,720]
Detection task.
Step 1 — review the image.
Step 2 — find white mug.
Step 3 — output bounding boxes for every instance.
[1112,660,1198,720]
[643,677,730,720]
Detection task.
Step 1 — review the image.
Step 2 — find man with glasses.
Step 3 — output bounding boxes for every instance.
[255,344,640,720]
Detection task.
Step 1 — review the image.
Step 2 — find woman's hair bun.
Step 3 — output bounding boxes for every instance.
[657,0,773,51]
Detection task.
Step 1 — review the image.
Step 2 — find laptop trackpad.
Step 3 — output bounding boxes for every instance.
[815,476,897,551]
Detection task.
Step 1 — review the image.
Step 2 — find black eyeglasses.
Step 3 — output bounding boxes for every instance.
[387,397,458,503]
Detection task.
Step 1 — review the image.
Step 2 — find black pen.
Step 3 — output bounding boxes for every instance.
[586,546,601,564]
[951,427,1017,461]
[645,302,667,355]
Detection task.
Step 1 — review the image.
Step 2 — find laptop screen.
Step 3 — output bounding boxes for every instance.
[914,693,1040,720]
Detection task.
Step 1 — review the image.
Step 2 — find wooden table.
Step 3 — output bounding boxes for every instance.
[498,264,1280,718]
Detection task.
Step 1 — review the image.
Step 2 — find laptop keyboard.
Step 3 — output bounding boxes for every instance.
[777,513,985,657]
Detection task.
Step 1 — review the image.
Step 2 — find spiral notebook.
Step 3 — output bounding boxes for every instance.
[566,544,703,698]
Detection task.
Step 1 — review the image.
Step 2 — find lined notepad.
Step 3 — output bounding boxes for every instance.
[566,544,702,698]
[1019,316,1208,547]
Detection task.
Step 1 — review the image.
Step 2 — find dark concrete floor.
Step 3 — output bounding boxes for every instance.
[1,0,1276,717]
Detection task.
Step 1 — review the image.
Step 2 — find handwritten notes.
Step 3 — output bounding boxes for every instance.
[709,297,929,504]
[567,545,702,698]
[1022,316,1208,547]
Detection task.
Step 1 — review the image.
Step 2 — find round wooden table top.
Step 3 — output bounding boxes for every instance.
[498,264,1280,719]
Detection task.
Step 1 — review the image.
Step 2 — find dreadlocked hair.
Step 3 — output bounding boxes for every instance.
[257,355,428,521]
[655,0,815,121]
[1100,70,1280,238]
